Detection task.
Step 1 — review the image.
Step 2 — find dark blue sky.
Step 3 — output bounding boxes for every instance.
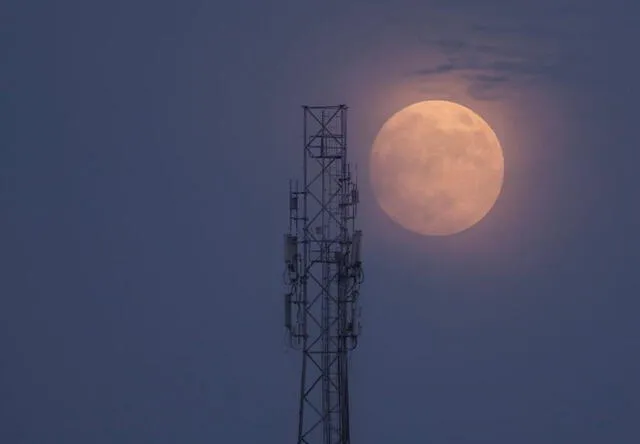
[2,1,639,442]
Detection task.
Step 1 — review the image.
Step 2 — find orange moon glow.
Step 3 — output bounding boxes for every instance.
[370,100,504,236]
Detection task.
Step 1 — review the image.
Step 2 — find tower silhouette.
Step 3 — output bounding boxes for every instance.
[284,105,364,444]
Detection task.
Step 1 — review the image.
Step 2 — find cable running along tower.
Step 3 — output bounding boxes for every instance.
[284,105,364,444]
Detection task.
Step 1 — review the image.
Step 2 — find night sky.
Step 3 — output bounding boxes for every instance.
[3,1,639,443]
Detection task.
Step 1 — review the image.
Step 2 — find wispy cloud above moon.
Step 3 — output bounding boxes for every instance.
[409,3,600,101]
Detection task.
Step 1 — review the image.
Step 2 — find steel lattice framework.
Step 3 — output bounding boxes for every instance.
[284,105,364,444]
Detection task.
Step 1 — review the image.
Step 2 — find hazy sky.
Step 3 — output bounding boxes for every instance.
[3,0,639,442]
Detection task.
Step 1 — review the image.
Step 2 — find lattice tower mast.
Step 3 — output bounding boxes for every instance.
[284,105,364,444]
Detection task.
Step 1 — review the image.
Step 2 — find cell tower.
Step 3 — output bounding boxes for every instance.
[283,105,364,444]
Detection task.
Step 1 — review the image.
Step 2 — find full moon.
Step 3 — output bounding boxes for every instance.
[370,100,504,236]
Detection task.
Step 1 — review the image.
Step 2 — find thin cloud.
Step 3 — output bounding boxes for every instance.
[413,63,456,76]
[409,4,597,100]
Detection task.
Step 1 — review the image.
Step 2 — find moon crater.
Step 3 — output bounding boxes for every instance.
[370,100,504,236]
